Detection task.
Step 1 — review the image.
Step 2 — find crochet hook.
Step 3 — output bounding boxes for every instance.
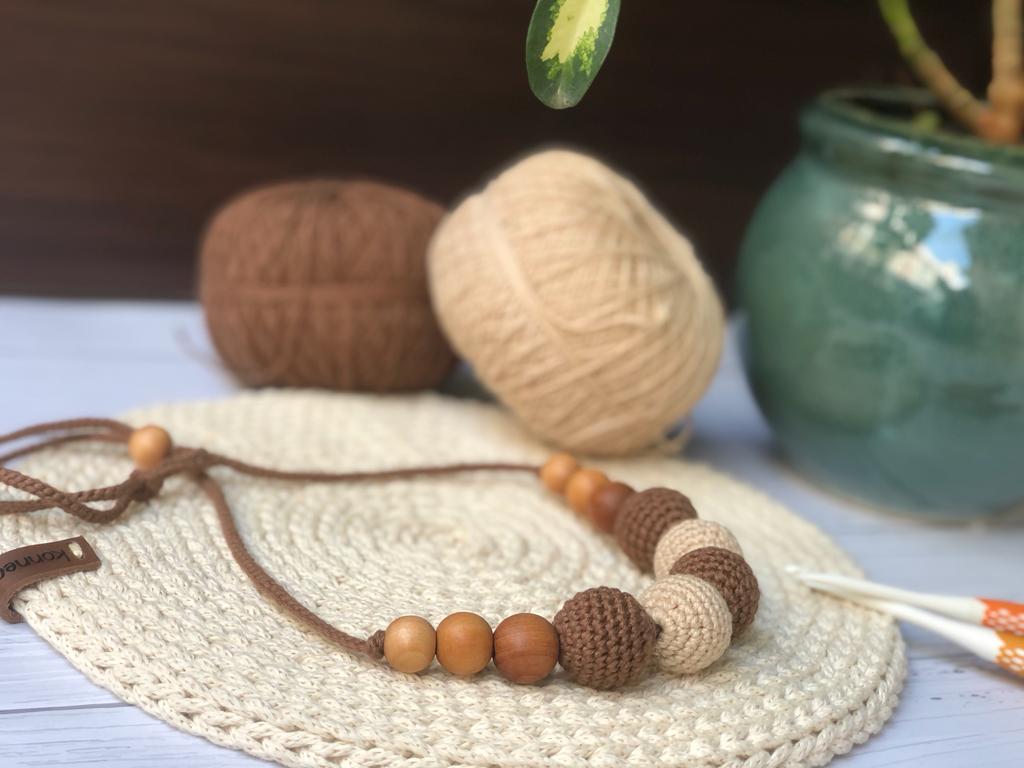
[789,570,1024,680]
[787,567,1024,636]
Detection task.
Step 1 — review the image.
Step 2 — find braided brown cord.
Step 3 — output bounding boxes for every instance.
[0,431,128,465]
[0,418,132,445]
[670,546,760,637]
[0,419,538,661]
[196,472,386,659]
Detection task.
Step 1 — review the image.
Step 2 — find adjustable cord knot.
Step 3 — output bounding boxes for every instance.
[366,629,387,660]
[124,470,165,503]
[186,448,214,472]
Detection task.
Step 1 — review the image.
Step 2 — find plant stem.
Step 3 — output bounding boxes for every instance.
[992,0,1023,83]
[878,0,985,133]
[990,0,1023,133]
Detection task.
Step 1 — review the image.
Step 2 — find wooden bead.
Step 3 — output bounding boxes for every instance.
[493,613,559,684]
[383,615,436,674]
[540,452,578,493]
[436,611,493,676]
[587,482,635,533]
[128,425,173,471]
[565,468,609,515]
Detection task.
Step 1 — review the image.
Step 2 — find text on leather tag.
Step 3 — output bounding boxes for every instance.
[0,537,101,623]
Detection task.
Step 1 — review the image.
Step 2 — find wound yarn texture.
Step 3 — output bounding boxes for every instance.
[428,149,725,456]
[0,392,905,768]
[201,179,455,392]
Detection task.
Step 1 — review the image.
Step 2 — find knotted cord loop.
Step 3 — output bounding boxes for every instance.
[123,470,165,504]
[366,629,388,660]
[0,418,539,661]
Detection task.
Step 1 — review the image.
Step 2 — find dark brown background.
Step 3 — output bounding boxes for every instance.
[0,1,989,301]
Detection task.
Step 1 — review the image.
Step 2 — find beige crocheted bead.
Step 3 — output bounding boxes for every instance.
[639,575,732,675]
[653,519,743,578]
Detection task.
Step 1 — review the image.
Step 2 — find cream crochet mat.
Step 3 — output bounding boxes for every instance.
[0,392,905,768]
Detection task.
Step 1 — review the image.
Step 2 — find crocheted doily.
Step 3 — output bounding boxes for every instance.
[0,392,905,768]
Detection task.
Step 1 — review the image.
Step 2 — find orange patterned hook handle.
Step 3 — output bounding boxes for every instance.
[981,599,1024,636]
[997,632,1024,677]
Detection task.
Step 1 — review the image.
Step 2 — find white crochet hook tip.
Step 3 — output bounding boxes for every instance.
[799,583,1024,681]
[786,566,1024,637]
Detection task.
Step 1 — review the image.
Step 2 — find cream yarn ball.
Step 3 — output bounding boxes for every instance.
[639,575,733,675]
[428,149,725,455]
[653,519,744,578]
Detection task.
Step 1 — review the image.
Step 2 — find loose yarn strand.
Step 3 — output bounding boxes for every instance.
[0,420,538,660]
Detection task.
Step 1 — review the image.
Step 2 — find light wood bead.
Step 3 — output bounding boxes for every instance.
[587,481,635,533]
[128,425,173,471]
[540,453,579,494]
[565,468,609,515]
[436,611,493,676]
[383,615,436,674]
[494,613,559,684]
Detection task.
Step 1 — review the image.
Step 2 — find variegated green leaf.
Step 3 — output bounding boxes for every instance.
[526,0,621,109]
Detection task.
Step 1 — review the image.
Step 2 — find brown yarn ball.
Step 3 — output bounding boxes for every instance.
[553,586,658,690]
[613,488,697,573]
[200,179,455,392]
[670,546,760,637]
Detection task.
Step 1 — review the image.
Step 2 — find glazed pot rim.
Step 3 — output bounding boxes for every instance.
[803,86,1024,192]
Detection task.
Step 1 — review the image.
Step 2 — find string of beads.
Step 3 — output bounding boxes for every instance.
[3,422,760,692]
[382,452,760,689]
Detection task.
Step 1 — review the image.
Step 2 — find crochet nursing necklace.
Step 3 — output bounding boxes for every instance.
[0,419,760,691]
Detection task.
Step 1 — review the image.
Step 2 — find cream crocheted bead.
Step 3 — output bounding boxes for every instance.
[653,519,743,578]
[639,575,733,675]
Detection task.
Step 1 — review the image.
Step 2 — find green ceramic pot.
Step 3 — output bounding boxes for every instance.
[738,86,1024,520]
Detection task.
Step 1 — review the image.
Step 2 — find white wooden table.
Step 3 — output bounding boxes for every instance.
[1,297,1022,768]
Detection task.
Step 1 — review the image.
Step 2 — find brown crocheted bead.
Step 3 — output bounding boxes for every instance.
[613,488,697,573]
[553,586,658,690]
[670,546,760,636]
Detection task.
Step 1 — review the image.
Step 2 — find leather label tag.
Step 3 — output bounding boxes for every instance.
[0,537,100,623]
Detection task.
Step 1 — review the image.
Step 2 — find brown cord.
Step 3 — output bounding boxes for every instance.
[0,418,538,661]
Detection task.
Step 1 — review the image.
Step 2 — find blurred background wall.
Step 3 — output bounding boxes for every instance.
[0,0,988,302]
